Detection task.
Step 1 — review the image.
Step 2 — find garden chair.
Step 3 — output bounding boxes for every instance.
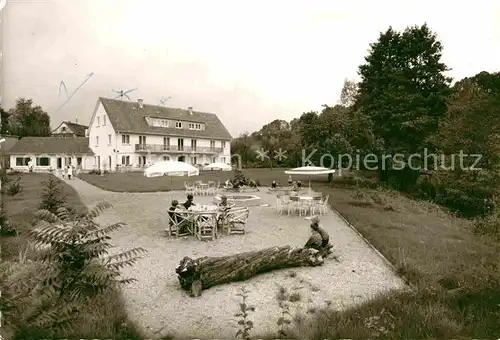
[196,212,217,241]
[310,196,323,215]
[288,196,301,215]
[276,195,289,215]
[184,182,195,195]
[300,199,313,216]
[319,194,330,215]
[166,212,192,237]
[225,207,249,235]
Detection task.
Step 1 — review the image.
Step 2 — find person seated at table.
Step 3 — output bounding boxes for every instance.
[218,195,229,208]
[304,216,330,251]
[271,180,277,189]
[183,194,196,209]
[167,200,190,233]
[297,181,302,189]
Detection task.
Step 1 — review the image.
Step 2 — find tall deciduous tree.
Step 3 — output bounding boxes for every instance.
[338,78,358,107]
[8,98,51,137]
[354,24,452,186]
[0,107,10,135]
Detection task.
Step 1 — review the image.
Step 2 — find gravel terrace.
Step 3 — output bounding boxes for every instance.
[65,178,405,338]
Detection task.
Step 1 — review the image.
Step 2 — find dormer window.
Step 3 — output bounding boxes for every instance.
[61,127,66,132]
[188,123,203,130]
[175,121,182,128]
[146,117,169,127]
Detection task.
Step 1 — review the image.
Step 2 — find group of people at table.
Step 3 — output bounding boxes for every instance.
[167,193,331,253]
[167,194,234,235]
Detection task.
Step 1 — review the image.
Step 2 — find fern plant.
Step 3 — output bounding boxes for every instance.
[6,201,149,333]
[31,201,147,300]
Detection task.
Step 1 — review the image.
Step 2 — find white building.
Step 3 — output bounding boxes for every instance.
[8,136,94,172]
[89,97,232,172]
[52,121,88,137]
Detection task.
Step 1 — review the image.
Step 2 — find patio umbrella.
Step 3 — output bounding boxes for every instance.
[144,161,199,178]
[203,162,232,171]
[284,166,336,192]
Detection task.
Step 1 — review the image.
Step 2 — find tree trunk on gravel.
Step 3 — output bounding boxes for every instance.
[175,244,334,297]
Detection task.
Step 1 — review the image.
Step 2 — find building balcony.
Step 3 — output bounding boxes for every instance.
[135,144,223,154]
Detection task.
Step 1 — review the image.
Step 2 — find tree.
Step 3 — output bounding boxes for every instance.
[0,106,10,134]
[8,98,51,137]
[231,132,255,168]
[338,78,358,107]
[354,24,452,187]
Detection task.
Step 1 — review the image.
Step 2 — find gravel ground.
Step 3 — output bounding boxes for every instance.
[66,178,405,338]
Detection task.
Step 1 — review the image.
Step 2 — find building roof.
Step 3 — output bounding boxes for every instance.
[8,137,94,155]
[99,97,232,140]
[52,121,88,136]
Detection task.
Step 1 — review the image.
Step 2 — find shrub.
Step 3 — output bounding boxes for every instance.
[39,176,67,214]
[1,202,147,337]
[89,169,102,175]
[0,198,17,236]
[6,177,22,196]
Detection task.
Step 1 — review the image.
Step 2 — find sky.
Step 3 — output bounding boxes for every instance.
[1,0,499,137]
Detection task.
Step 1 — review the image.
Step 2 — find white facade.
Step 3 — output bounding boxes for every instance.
[88,100,232,172]
[10,154,94,172]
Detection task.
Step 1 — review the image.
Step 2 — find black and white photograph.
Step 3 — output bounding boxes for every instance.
[0,0,499,339]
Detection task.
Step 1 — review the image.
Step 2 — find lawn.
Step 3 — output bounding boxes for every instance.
[80,169,500,338]
[79,168,329,192]
[0,173,143,339]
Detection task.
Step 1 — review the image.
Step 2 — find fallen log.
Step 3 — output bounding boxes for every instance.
[175,245,329,297]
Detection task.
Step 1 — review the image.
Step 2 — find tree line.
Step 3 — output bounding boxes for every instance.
[231,24,500,221]
[1,98,51,137]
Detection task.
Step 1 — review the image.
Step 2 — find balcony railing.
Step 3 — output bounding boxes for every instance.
[135,144,223,154]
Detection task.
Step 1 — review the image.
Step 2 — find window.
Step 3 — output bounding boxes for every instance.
[139,136,147,145]
[191,139,197,151]
[163,137,170,150]
[147,117,169,127]
[97,117,100,126]
[175,121,182,128]
[61,126,66,132]
[103,116,106,126]
[77,157,82,165]
[36,157,50,166]
[191,156,197,165]
[210,140,216,149]
[121,134,130,144]
[95,136,99,146]
[16,157,30,166]
[121,156,130,165]
[221,157,226,164]
[188,123,203,130]
[108,134,112,145]
[163,156,170,161]
[221,141,226,149]
[177,138,184,151]
[211,157,216,163]
[138,156,146,166]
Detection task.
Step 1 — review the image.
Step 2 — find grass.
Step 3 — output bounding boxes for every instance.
[81,169,499,338]
[0,173,143,339]
[79,168,328,192]
[1,173,87,260]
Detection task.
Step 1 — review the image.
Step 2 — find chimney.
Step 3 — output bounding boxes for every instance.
[137,99,144,108]
[188,106,193,115]
[75,117,79,124]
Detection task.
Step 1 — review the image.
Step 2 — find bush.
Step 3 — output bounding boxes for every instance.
[39,176,67,214]
[6,177,22,196]
[0,198,17,236]
[89,169,102,175]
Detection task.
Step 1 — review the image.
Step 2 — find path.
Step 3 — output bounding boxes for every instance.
[65,178,405,338]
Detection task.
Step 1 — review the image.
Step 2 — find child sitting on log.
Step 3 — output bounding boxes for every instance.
[304,216,330,251]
